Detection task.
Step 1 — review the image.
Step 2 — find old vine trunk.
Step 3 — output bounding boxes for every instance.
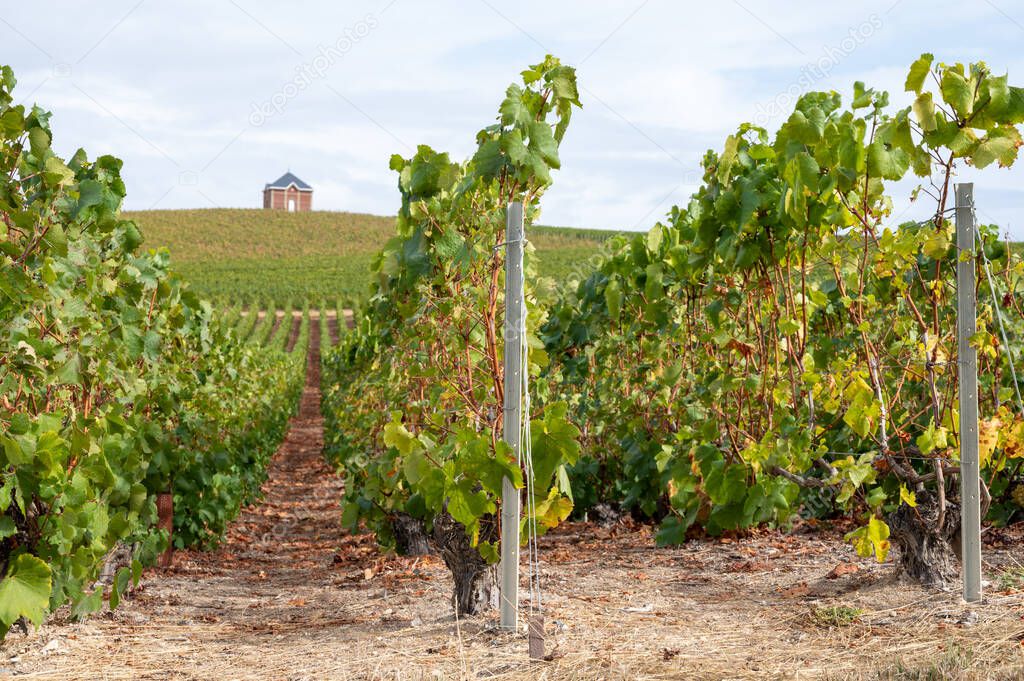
[392,512,431,556]
[433,512,497,615]
[887,490,961,590]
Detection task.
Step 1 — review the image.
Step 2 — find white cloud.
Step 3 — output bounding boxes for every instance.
[4,0,1024,234]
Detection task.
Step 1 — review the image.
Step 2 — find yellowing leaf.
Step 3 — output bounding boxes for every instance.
[912,92,937,131]
[905,53,934,93]
[382,418,416,456]
[845,517,890,563]
[899,483,917,508]
[920,332,948,365]
[923,229,950,260]
[528,487,573,531]
[1001,420,1024,459]
[979,417,1000,468]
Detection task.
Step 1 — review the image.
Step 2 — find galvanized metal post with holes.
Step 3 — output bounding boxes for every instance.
[955,183,982,603]
[500,201,524,630]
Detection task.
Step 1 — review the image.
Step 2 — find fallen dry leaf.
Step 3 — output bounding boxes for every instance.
[826,562,860,579]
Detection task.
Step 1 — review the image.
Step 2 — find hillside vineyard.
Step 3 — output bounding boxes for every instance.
[4,53,1024,679]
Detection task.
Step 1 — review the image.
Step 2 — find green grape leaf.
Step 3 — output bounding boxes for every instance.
[28,127,50,157]
[0,554,52,629]
[867,141,910,180]
[43,157,75,185]
[530,403,581,493]
[0,516,15,540]
[940,68,973,119]
[499,85,530,127]
[604,278,623,322]
[972,125,1021,169]
[446,480,493,531]
[527,120,559,169]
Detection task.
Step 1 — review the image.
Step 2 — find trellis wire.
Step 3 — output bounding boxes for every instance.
[520,249,543,614]
[971,199,1024,420]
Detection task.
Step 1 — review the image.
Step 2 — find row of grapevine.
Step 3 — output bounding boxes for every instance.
[0,67,304,636]
[541,55,1024,586]
[322,54,1024,613]
[321,57,583,613]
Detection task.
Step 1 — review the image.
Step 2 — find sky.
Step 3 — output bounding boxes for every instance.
[4,0,1024,235]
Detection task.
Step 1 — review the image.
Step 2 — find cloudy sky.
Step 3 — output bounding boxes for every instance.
[4,0,1024,235]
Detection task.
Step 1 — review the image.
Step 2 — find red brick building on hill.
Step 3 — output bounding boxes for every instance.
[263,172,313,211]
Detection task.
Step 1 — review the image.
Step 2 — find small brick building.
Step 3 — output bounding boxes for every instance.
[263,172,313,212]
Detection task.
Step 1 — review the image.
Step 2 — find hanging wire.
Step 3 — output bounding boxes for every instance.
[971,198,1024,420]
[518,236,543,615]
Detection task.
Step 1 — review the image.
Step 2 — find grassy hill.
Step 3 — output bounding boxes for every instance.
[128,208,616,307]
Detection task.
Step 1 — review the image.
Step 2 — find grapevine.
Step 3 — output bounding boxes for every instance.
[321,56,582,613]
[542,55,1024,585]
[0,66,303,636]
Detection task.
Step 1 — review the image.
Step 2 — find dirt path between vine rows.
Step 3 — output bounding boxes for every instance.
[326,310,340,346]
[5,325,1024,679]
[265,309,285,344]
[284,311,303,353]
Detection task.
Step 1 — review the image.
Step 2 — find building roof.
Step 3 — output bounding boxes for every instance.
[264,171,312,191]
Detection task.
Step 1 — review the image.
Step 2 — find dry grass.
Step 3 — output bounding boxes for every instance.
[3,342,1022,680]
[5,524,1022,680]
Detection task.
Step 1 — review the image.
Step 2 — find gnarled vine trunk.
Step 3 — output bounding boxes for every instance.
[433,511,497,615]
[391,512,432,556]
[98,541,134,585]
[887,490,961,590]
[588,502,622,527]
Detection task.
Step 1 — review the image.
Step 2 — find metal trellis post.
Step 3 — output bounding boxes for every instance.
[955,183,982,603]
[500,201,524,630]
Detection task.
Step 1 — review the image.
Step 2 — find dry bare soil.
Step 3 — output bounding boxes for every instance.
[3,338,1023,680]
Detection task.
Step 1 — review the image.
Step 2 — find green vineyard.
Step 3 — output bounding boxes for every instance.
[4,44,1024,680]
[132,207,615,307]
[0,63,311,634]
